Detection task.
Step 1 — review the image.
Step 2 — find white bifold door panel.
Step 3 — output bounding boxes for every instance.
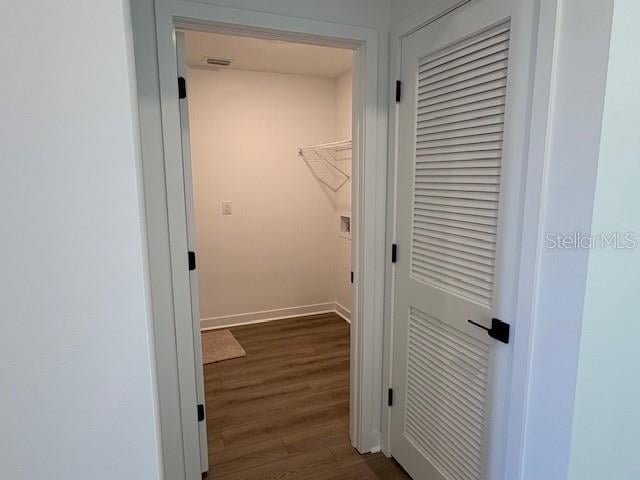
[391,1,535,479]
[176,31,209,474]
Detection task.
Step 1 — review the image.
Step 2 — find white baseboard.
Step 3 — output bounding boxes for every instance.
[333,302,351,323]
[201,302,351,330]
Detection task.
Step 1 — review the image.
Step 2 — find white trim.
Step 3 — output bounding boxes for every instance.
[509,1,615,478]
[333,302,352,323]
[130,2,190,478]
[175,31,208,474]
[200,302,346,330]
[131,2,386,478]
[503,1,559,478]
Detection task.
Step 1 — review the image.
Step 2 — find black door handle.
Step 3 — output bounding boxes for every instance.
[468,318,510,344]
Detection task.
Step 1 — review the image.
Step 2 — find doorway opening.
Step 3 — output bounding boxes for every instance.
[177,30,404,478]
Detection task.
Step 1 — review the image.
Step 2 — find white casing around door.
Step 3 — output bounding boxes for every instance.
[391,1,536,479]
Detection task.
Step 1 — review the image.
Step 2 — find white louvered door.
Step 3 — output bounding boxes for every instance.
[391,1,535,479]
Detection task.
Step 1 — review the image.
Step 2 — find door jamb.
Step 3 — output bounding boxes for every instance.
[130,1,386,478]
[383,2,555,480]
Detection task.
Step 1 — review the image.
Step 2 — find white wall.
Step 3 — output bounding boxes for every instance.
[188,67,341,320]
[333,71,353,312]
[0,1,160,479]
[520,1,615,479]
[568,1,640,478]
[390,0,462,26]
[192,0,390,32]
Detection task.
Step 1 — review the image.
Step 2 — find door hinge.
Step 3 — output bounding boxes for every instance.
[395,80,402,102]
[197,404,205,422]
[178,76,187,99]
[188,251,196,271]
[350,271,354,284]
[391,243,398,263]
[468,318,510,344]
[388,388,394,406]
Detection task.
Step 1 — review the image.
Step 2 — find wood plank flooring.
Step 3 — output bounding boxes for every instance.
[203,313,411,480]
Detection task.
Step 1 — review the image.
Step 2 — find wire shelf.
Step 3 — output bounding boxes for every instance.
[298,139,352,192]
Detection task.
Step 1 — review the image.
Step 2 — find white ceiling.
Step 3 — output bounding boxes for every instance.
[184,31,353,78]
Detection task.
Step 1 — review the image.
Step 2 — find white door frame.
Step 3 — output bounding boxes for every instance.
[175,31,208,474]
[383,1,556,479]
[130,1,387,479]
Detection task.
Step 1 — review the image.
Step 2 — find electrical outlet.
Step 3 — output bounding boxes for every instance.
[222,201,232,215]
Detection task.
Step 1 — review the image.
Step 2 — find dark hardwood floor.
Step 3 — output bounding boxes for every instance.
[203,313,411,479]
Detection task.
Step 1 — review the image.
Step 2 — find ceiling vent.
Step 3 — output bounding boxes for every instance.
[204,57,232,67]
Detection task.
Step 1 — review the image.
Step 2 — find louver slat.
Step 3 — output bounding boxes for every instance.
[420,76,507,104]
[419,24,510,69]
[418,123,504,141]
[417,132,504,148]
[417,105,506,128]
[418,87,507,114]
[418,113,504,132]
[410,21,510,308]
